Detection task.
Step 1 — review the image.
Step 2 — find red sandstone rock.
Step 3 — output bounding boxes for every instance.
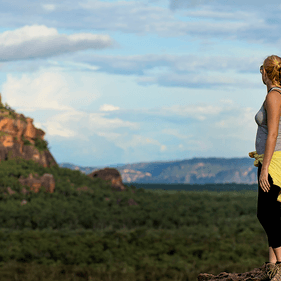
[0,96,57,168]
[18,173,55,193]
[88,167,126,191]
[24,117,36,144]
[197,264,267,281]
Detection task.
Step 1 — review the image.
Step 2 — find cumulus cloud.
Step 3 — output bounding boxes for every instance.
[1,69,139,142]
[1,69,100,112]
[0,25,116,62]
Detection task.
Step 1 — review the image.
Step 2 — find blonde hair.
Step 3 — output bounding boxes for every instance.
[263,55,281,87]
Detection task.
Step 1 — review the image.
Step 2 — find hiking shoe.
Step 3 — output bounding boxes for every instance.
[270,263,281,280]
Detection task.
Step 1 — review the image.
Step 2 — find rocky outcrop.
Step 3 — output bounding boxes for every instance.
[197,264,267,280]
[18,173,56,193]
[0,94,57,168]
[88,167,126,191]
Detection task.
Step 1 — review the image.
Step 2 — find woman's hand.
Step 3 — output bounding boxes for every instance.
[259,169,270,192]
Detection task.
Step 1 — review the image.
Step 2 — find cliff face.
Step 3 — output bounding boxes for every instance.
[116,159,258,184]
[0,95,57,168]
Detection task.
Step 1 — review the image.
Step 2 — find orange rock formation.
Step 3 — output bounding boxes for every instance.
[0,94,57,168]
[18,173,56,193]
[88,167,126,191]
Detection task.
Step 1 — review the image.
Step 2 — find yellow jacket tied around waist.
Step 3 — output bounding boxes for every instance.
[249,151,281,202]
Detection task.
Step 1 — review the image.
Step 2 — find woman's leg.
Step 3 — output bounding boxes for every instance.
[270,246,278,263]
[273,246,281,262]
[257,162,281,262]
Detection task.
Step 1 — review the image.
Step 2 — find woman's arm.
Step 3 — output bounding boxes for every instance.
[260,90,281,191]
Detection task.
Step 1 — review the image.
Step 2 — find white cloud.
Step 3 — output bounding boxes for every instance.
[1,70,140,143]
[2,70,101,112]
[88,113,139,130]
[2,72,74,111]
[0,25,115,62]
[44,120,77,137]
[0,25,58,46]
[99,104,120,111]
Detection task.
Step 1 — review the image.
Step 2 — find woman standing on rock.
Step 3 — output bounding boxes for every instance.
[250,55,281,280]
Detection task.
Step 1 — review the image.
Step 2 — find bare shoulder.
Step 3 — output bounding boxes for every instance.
[264,90,281,110]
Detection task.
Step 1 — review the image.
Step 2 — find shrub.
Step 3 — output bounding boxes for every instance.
[34,138,49,151]
[22,136,32,146]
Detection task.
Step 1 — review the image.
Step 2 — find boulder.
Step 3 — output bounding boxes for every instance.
[88,167,126,191]
[18,173,55,193]
[197,264,267,281]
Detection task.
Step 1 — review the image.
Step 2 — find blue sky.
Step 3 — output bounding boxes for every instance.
[0,0,279,167]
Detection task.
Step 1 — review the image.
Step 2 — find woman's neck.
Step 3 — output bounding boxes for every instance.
[267,83,278,93]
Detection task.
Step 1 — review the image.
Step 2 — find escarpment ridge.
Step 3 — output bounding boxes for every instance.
[0,94,58,169]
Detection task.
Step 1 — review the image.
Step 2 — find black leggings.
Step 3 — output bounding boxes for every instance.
[257,162,281,248]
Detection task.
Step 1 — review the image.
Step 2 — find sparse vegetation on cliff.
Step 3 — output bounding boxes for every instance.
[21,135,32,146]
[34,137,49,151]
[0,132,10,137]
[0,94,26,122]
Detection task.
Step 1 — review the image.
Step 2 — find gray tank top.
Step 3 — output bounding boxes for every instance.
[255,87,281,154]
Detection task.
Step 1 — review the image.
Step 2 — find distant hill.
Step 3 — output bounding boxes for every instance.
[59,157,258,185]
